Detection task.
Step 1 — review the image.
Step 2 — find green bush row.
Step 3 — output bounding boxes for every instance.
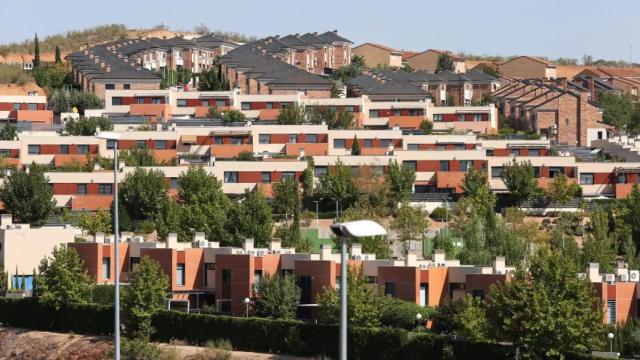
[0,297,113,335]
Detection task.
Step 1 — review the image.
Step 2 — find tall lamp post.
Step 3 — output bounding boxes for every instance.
[330,220,387,360]
[608,332,614,353]
[96,131,122,360]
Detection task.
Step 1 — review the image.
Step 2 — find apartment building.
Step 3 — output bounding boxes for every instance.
[352,43,403,68]
[492,79,608,146]
[0,95,53,124]
[574,67,640,101]
[498,56,558,79]
[405,49,466,74]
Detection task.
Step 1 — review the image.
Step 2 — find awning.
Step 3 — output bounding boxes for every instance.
[615,167,640,174]
[181,135,197,144]
[170,294,190,301]
[507,143,546,148]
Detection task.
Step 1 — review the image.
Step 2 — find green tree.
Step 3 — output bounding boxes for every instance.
[582,209,616,273]
[391,204,430,246]
[55,45,62,64]
[419,120,433,134]
[501,159,541,206]
[0,164,56,226]
[386,160,416,208]
[435,53,454,73]
[455,295,489,342]
[319,159,358,210]
[332,110,354,129]
[461,168,496,220]
[597,92,636,132]
[120,168,168,221]
[45,62,71,90]
[33,33,41,68]
[277,104,306,125]
[622,185,640,248]
[239,189,273,247]
[272,176,300,220]
[198,68,227,91]
[350,135,361,155]
[221,109,246,124]
[486,248,604,358]
[38,245,93,306]
[402,63,414,73]
[64,208,112,236]
[122,256,169,338]
[0,124,17,141]
[546,173,581,206]
[176,67,193,85]
[455,208,491,265]
[254,274,301,319]
[235,150,256,161]
[64,116,112,136]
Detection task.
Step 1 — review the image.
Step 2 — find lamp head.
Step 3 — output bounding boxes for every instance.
[331,220,387,238]
[95,131,121,141]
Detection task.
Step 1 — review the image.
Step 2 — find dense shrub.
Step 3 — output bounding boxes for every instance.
[429,207,450,222]
[380,298,434,330]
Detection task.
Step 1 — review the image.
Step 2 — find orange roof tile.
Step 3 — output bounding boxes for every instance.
[70,195,113,211]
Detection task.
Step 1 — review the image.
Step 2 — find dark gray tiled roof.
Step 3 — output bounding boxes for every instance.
[69,45,160,81]
[318,31,352,44]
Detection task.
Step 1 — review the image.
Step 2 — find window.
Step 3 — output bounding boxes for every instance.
[105,84,115,90]
[486,149,494,156]
[511,149,520,156]
[565,118,570,126]
[102,257,111,279]
[106,139,116,150]
[380,139,392,148]
[261,172,271,183]
[259,134,271,144]
[0,149,9,157]
[364,139,373,148]
[384,282,396,296]
[580,173,594,185]
[473,114,483,122]
[241,102,251,110]
[230,137,243,145]
[403,161,417,172]
[136,97,144,104]
[170,178,178,189]
[393,109,401,116]
[28,145,40,155]
[306,134,318,143]
[176,264,185,286]
[314,166,327,177]
[253,270,263,291]
[99,184,113,195]
[472,289,485,301]
[73,183,87,195]
[111,97,123,106]
[203,263,215,286]
[155,140,167,150]
[598,131,604,140]
[408,144,419,150]
[433,114,443,122]
[437,144,446,150]
[60,144,69,154]
[77,145,89,154]
[265,102,274,109]
[528,149,540,156]
[214,137,223,145]
[617,174,627,184]
[224,172,238,183]
[222,269,232,284]
[216,100,226,107]
[491,167,503,178]
[345,106,355,112]
[280,103,290,109]
[27,103,37,111]
[200,100,209,107]
[369,110,379,118]
[439,160,449,171]
[458,114,465,122]
[282,172,295,180]
[137,140,146,149]
[130,257,141,272]
[334,139,345,149]
[455,144,465,150]
[177,99,187,107]
[12,103,20,111]
[460,160,473,172]
[123,84,130,90]
[288,134,297,144]
[607,300,616,325]
[152,97,162,104]
[549,167,563,178]
[533,167,541,178]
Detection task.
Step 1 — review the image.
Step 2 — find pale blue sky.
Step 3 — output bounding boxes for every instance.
[3,0,639,62]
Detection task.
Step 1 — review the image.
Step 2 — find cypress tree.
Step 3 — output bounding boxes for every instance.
[33,33,41,68]
[55,45,62,64]
[351,135,361,155]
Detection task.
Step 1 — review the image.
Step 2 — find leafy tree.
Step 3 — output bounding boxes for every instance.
[622,185,640,247]
[350,135,361,155]
[63,208,112,236]
[455,295,489,342]
[55,45,62,64]
[198,68,229,91]
[0,124,17,140]
[486,248,604,358]
[401,63,414,73]
[0,164,56,226]
[64,116,112,136]
[120,168,168,221]
[380,297,434,330]
[274,222,310,253]
[48,89,102,115]
[45,62,72,90]
[239,189,273,247]
[435,53,454,73]
[582,209,616,273]
[221,109,246,124]
[111,198,132,231]
[319,159,358,210]
[317,265,387,327]
[176,67,193,85]
[501,159,541,205]
[419,120,433,134]
[0,266,7,293]
[177,167,225,206]
[207,106,221,118]
[461,168,496,220]
[391,204,430,246]
[254,274,301,319]
[272,176,300,219]
[33,33,41,68]
[455,208,491,265]
[386,160,416,208]
[333,55,365,82]
[546,173,581,206]
[38,245,93,306]
[301,160,315,198]
[277,104,306,125]
[122,256,169,338]
[235,150,256,161]
[597,92,636,132]
[432,297,465,334]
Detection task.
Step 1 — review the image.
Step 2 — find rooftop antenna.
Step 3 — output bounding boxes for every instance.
[630,45,633,64]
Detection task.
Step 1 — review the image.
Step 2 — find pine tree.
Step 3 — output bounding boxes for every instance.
[55,46,62,64]
[33,33,41,68]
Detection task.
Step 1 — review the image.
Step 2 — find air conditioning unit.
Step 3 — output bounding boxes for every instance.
[630,271,639,282]
[605,274,616,283]
[619,273,629,282]
[577,273,587,280]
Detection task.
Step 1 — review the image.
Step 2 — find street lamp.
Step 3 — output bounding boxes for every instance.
[416,313,423,333]
[314,200,320,228]
[331,220,387,360]
[243,297,250,318]
[608,332,614,353]
[96,131,122,360]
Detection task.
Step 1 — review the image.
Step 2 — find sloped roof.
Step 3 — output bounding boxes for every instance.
[317,30,352,44]
[354,43,402,54]
[500,56,554,66]
[408,49,464,61]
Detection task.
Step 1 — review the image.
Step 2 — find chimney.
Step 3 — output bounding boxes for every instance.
[588,76,596,101]
[320,244,332,260]
[84,49,89,56]
[588,263,600,282]
[94,232,105,243]
[405,251,417,267]
[433,249,445,264]
[106,65,111,73]
[193,232,206,243]
[94,57,100,64]
[243,238,254,250]
[89,52,94,59]
[0,214,12,228]
[166,233,178,248]
[269,240,282,251]
[493,256,506,274]
[561,78,568,91]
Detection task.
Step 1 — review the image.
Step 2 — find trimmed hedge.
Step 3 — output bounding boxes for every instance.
[0,297,113,335]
